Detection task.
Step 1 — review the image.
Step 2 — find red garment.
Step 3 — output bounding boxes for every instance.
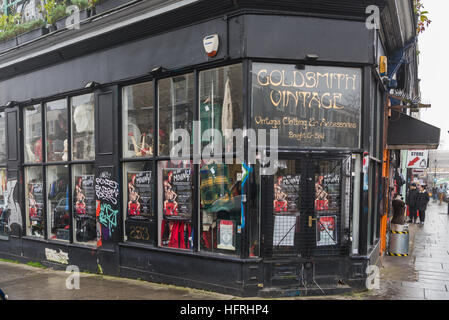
[165,201,178,216]
[76,202,86,215]
[128,202,140,216]
[274,200,288,212]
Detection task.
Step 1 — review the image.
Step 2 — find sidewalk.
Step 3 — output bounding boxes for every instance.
[366,201,449,300]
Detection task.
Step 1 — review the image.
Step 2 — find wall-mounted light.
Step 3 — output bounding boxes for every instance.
[85,81,100,89]
[150,66,168,76]
[305,54,319,61]
[5,101,17,108]
[295,64,306,70]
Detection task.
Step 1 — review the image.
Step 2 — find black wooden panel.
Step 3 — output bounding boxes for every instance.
[6,110,17,161]
[97,92,114,155]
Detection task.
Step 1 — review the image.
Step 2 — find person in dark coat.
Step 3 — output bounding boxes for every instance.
[407,183,419,224]
[391,194,406,225]
[0,288,7,300]
[416,185,430,225]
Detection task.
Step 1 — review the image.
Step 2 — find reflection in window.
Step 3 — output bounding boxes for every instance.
[46,100,68,162]
[72,94,95,161]
[47,166,70,241]
[158,160,193,250]
[122,82,154,158]
[200,161,242,255]
[0,112,6,164]
[24,105,43,163]
[25,167,44,238]
[123,162,153,243]
[158,74,194,156]
[0,169,7,238]
[73,164,96,246]
[199,64,243,153]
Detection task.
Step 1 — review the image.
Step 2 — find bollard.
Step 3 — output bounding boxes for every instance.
[388,227,409,256]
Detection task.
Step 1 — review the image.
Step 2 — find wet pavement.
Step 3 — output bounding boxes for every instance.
[1,201,449,300]
[366,201,449,300]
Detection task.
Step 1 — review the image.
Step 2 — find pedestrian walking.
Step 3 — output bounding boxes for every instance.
[417,185,430,225]
[407,183,419,224]
[391,194,406,225]
[437,184,444,205]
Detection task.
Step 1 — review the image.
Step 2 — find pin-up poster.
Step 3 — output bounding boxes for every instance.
[163,169,192,219]
[127,171,152,218]
[74,175,95,216]
[273,175,301,214]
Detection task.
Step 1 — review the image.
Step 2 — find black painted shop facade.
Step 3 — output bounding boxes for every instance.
[0,5,385,297]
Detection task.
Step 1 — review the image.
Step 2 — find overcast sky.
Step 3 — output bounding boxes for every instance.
[417,0,449,150]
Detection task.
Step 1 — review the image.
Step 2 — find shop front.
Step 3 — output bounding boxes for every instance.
[0,1,384,297]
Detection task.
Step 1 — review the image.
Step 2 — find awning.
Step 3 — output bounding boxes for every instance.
[387,111,440,150]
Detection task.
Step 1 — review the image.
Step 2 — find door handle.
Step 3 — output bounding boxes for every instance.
[308,216,317,228]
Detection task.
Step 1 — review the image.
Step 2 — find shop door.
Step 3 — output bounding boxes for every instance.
[263,157,344,258]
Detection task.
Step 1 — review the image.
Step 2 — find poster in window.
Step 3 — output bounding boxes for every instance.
[127,171,152,219]
[74,175,95,216]
[315,173,340,212]
[274,175,300,214]
[217,219,236,250]
[163,168,192,220]
[316,215,337,247]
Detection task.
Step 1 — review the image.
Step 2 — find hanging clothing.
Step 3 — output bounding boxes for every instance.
[221,78,233,151]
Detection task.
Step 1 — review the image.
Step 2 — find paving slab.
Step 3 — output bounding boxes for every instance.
[401,281,447,292]
[424,289,449,300]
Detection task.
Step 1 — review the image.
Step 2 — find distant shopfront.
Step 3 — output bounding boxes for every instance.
[0,5,385,296]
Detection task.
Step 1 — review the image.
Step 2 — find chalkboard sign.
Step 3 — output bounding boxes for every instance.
[127,171,152,219]
[163,168,192,220]
[252,63,361,149]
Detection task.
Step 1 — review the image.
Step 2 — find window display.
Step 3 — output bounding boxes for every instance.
[124,162,153,243]
[158,160,193,250]
[25,167,44,238]
[200,161,242,254]
[46,99,68,162]
[72,94,95,161]
[199,64,243,153]
[23,105,43,163]
[158,74,194,156]
[73,164,96,245]
[122,82,154,158]
[47,166,70,241]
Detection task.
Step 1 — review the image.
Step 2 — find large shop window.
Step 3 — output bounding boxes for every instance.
[45,99,68,162]
[158,160,194,250]
[200,161,242,255]
[72,94,95,160]
[122,81,154,158]
[252,63,362,149]
[198,64,243,153]
[23,94,96,243]
[25,167,44,238]
[158,73,194,156]
[47,165,70,241]
[24,105,43,163]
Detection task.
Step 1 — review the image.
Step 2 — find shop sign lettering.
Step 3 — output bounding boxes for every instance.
[252,63,362,149]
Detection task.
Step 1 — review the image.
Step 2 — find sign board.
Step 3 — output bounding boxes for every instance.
[406,150,429,169]
[252,63,362,149]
